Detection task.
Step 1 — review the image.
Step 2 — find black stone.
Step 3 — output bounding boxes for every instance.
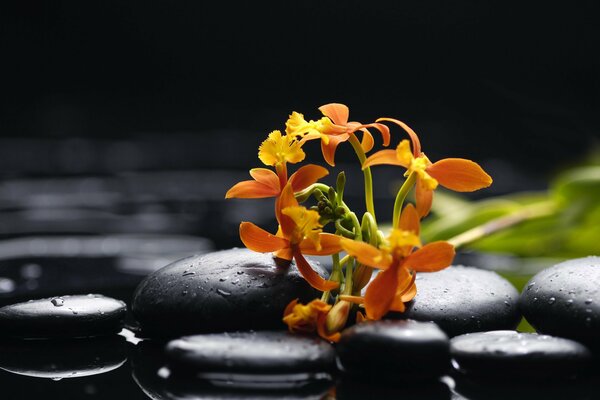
[131,248,325,337]
[388,266,521,337]
[519,256,600,348]
[336,377,451,400]
[336,319,450,381]
[165,331,336,375]
[0,336,127,379]
[0,294,127,338]
[451,330,592,380]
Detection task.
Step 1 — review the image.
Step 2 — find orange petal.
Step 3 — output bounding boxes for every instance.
[317,313,341,342]
[404,241,455,272]
[249,168,281,191]
[284,298,299,316]
[340,238,392,269]
[276,183,299,239]
[359,128,375,153]
[376,117,421,156]
[364,265,399,320]
[399,203,420,235]
[362,149,405,170]
[400,279,417,302]
[300,233,342,255]
[318,103,349,125]
[390,269,416,311]
[274,247,294,261]
[320,134,349,167]
[239,222,289,253]
[289,164,329,192]
[293,251,339,291]
[427,158,493,192]
[225,180,280,199]
[361,122,391,146]
[416,178,434,217]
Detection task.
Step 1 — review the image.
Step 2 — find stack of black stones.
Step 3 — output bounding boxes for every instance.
[2,244,599,399]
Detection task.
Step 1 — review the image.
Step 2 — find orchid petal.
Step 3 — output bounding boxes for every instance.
[361,122,391,146]
[249,168,280,191]
[359,128,375,153]
[364,266,399,320]
[318,103,349,125]
[239,222,289,253]
[427,158,493,192]
[416,178,434,217]
[376,117,422,156]
[404,241,455,272]
[320,133,349,167]
[225,180,279,199]
[276,183,299,239]
[362,149,405,169]
[274,247,293,261]
[294,251,339,291]
[389,267,412,312]
[289,164,329,192]
[399,203,420,235]
[340,238,392,270]
[300,233,342,255]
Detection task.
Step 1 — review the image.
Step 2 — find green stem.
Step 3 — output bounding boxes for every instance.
[361,212,379,246]
[392,171,417,229]
[343,258,354,295]
[348,134,376,218]
[447,201,557,249]
[322,253,342,302]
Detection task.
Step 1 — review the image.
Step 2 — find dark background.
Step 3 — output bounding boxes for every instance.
[1,1,599,247]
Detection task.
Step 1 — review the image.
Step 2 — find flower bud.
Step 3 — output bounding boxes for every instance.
[325,300,351,335]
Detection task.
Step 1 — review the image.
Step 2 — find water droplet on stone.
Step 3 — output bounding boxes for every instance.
[182,290,188,296]
[217,289,231,297]
[585,299,593,305]
[532,297,538,302]
[182,271,195,277]
[503,301,510,307]
[219,277,228,282]
[566,299,574,307]
[527,282,535,290]
[51,298,64,307]
[231,279,240,285]
[52,377,63,381]
[548,297,556,305]
[237,271,244,275]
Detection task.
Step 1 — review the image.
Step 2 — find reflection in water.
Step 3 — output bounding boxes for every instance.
[335,376,451,400]
[130,340,334,399]
[0,335,128,379]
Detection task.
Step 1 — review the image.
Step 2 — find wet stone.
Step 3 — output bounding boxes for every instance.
[131,248,325,338]
[519,256,600,349]
[165,331,336,375]
[388,266,521,337]
[451,330,592,380]
[0,294,126,339]
[336,319,450,381]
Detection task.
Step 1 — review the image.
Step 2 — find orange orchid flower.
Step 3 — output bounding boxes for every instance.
[239,184,342,291]
[283,298,341,342]
[286,103,391,166]
[363,139,493,217]
[225,164,328,199]
[340,204,455,320]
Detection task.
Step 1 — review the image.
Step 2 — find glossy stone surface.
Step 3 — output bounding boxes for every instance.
[131,248,325,337]
[519,256,600,348]
[451,330,591,380]
[336,320,450,380]
[389,266,521,337]
[0,294,127,338]
[165,331,336,374]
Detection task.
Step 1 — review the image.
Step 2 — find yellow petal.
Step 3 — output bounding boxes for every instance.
[404,241,455,272]
[282,206,323,247]
[340,238,392,269]
[289,164,329,192]
[396,140,414,167]
[427,158,493,192]
[258,130,305,166]
[239,222,289,253]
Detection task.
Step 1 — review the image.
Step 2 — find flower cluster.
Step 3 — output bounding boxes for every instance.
[226,103,492,341]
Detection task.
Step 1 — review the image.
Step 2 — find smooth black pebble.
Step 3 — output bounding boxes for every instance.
[0,294,126,338]
[389,265,521,337]
[451,330,592,380]
[519,256,600,349]
[336,319,450,381]
[132,248,325,337]
[165,330,336,375]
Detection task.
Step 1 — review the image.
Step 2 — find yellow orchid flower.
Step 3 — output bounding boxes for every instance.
[283,298,341,342]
